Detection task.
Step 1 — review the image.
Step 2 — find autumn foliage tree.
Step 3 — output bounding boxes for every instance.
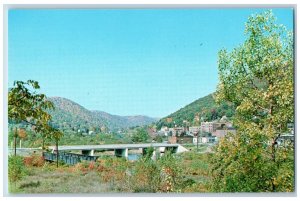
[8,80,63,154]
[210,11,294,192]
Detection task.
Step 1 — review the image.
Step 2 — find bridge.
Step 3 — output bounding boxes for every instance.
[44,143,188,165]
[48,143,188,157]
[43,151,98,165]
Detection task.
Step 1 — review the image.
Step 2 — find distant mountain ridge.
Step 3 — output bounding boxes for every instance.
[91,110,159,129]
[48,97,158,132]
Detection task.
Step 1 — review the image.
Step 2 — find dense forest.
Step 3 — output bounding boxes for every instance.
[156,93,235,129]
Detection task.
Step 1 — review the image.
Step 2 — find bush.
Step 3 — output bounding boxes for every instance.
[130,151,185,193]
[158,152,184,192]
[8,155,27,183]
[23,154,45,167]
[131,158,161,192]
[99,157,129,183]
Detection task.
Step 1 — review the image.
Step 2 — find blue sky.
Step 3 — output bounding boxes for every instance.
[8,8,294,118]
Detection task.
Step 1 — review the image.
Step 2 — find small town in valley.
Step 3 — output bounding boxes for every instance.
[6,8,295,194]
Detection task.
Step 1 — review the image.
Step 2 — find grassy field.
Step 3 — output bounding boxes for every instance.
[8,148,212,194]
[10,169,113,193]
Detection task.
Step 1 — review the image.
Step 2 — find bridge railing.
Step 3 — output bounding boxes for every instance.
[43,152,99,165]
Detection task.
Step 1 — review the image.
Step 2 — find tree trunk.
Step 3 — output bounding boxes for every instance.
[271,140,276,163]
[270,135,279,192]
[14,127,17,156]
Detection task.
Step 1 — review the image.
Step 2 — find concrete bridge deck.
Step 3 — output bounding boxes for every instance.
[48,143,188,159]
[48,143,186,151]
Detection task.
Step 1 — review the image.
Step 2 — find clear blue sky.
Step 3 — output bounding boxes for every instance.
[8,8,294,118]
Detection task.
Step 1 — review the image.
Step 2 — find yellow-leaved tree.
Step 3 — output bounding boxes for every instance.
[210,10,294,192]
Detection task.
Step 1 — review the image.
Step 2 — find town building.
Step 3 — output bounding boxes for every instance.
[200,116,236,138]
[189,126,201,136]
[201,121,216,133]
[171,127,185,136]
[193,137,199,145]
[214,127,236,138]
[160,126,169,132]
[200,136,216,143]
[168,136,193,144]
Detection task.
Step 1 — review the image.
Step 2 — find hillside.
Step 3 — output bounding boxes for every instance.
[91,111,159,129]
[156,93,235,129]
[48,97,158,133]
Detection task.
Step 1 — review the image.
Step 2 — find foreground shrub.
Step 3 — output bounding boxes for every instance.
[23,154,45,167]
[158,152,184,192]
[131,157,161,192]
[8,155,27,183]
[99,158,129,181]
[130,151,185,193]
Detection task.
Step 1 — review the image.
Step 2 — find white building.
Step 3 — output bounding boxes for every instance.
[200,136,216,143]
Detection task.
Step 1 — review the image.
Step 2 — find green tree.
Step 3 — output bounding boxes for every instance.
[211,10,294,192]
[154,135,163,143]
[131,128,149,143]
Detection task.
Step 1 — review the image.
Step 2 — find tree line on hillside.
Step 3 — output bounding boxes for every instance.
[156,94,235,129]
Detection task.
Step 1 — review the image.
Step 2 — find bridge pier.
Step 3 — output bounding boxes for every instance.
[81,149,94,156]
[158,147,166,157]
[114,148,128,158]
[165,146,178,154]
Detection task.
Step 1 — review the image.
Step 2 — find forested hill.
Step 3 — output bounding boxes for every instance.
[92,111,159,130]
[156,93,235,129]
[48,97,158,133]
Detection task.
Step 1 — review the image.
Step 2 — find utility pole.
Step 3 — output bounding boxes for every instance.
[197,131,199,152]
[56,140,59,168]
[198,113,204,152]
